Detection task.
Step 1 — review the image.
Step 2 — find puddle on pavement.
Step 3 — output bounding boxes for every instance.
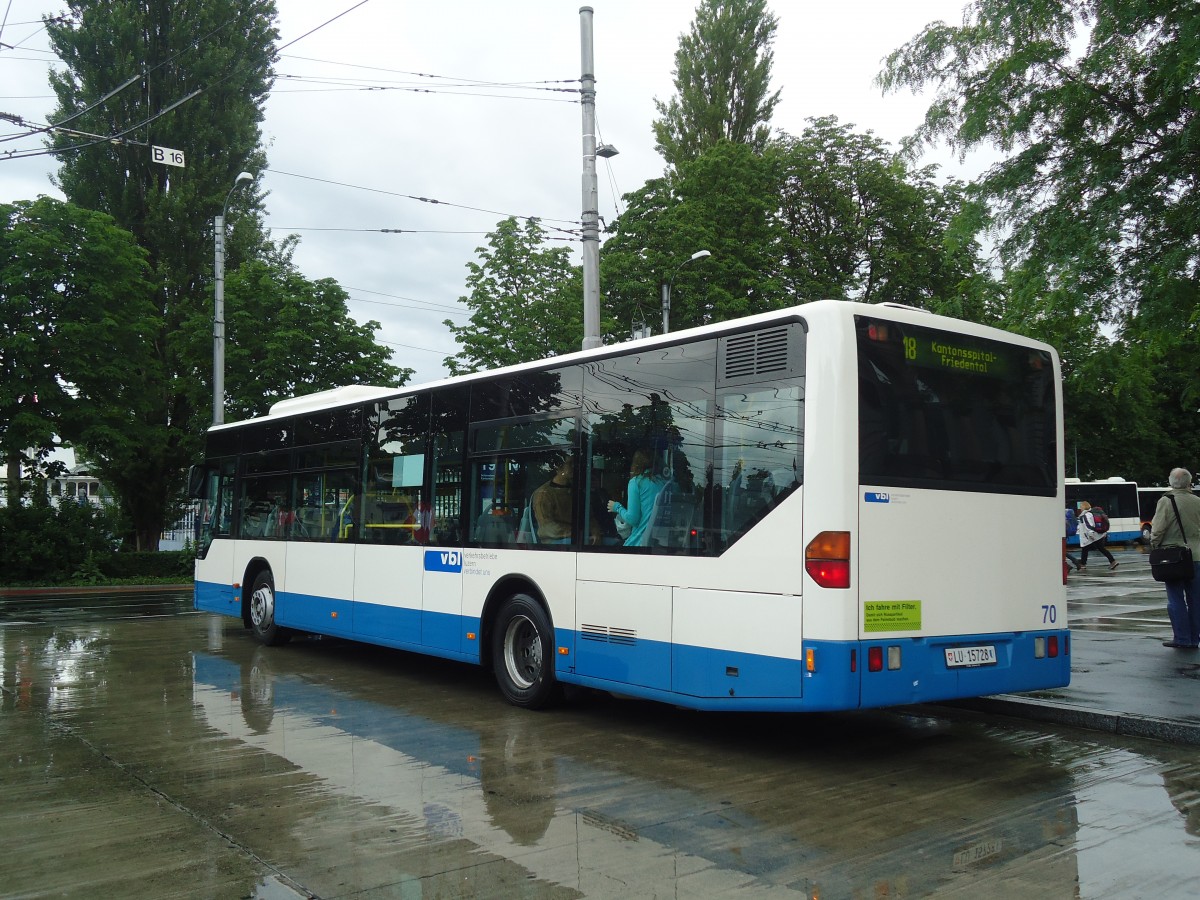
[252,874,311,898]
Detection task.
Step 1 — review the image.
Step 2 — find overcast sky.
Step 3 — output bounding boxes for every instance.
[1,0,977,387]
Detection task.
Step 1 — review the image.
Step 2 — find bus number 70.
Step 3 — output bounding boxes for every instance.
[1041,604,1057,624]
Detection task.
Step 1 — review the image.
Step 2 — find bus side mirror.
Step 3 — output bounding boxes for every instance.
[187,465,208,499]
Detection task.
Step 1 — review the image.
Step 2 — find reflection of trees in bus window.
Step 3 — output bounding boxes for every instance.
[584,340,716,552]
[240,420,291,453]
[469,368,581,421]
[715,384,803,542]
[295,405,366,447]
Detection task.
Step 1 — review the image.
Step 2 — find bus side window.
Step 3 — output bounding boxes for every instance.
[365,395,430,545]
[715,384,802,545]
[239,475,288,539]
[429,387,468,546]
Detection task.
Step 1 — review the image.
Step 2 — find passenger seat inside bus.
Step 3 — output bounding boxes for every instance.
[516,505,538,544]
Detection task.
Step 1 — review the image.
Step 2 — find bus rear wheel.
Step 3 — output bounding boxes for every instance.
[248,570,289,647]
[492,593,559,709]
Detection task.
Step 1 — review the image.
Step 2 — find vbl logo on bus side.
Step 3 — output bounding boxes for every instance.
[424,550,463,573]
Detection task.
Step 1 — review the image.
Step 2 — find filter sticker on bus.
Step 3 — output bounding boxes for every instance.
[864,492,890,503]
[864,600,922,632]
[424,550,463,573]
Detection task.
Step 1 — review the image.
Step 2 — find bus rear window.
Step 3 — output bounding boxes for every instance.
[856,316,1056,495]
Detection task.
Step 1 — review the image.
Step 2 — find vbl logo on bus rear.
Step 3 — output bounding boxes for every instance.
[864,492,890,503]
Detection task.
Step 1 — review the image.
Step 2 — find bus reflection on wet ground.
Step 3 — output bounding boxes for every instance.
[194,638,1086,898]
[1,592,1198,898]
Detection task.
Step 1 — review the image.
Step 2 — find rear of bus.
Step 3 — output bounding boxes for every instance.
[848,307,1069,707]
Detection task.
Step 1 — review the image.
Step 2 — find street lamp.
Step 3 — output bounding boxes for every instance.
[213,171,254,426]
[661,250,711,335]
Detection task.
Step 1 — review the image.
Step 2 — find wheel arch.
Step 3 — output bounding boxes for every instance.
[479,574,548,671]
[240,557,274,628]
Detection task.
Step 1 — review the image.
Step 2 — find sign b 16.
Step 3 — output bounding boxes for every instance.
[151,145,186,168]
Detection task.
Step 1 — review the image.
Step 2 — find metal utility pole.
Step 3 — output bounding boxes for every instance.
[579,6,602,351]
[213,171,254,426]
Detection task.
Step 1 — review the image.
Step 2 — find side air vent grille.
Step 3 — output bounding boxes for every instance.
[581,624,637,645]
[717,322,802,388]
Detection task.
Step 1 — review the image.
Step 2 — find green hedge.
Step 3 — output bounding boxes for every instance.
[99,550,193,580]
[0,502,114,584]
[0,503,192,586]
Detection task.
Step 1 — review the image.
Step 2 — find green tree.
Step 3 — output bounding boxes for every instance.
[444,218,583,374]
[218,244,409,420]
[0,197,156,504]
[653,0,782,170]
[44,0,277,548]
[601,142,781,336]
[775,117,993,319]
[878,0,1200,451]
[601,128,992,336]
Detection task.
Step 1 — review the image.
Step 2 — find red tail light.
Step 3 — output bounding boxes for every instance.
[806,531,851,588]
[1048,635,1059,657]
[868,646,883,672]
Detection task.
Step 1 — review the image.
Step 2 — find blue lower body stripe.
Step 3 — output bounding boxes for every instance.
[195,580,1069,712]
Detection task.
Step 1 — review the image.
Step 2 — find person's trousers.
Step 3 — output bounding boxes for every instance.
[1164,562,1200,646]
[1080,538,1114,565]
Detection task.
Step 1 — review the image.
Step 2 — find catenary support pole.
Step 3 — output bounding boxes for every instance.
[213,213,226,425]
[579,6,602,351]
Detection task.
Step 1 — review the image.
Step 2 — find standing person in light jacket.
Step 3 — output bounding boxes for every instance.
[1077,500,1118,571]
[1150,467,1200,649]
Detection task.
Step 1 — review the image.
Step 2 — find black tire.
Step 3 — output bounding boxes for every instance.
[247,569,290,646]
[491,593,559,709]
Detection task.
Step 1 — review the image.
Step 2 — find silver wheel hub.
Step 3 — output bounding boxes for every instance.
[250,584,274,629]
[503,614,542,689]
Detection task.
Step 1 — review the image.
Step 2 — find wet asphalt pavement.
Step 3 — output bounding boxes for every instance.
[2,556,1199,898]
[953,544,1200,744]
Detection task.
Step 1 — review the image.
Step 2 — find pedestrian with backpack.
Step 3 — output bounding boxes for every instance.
[1077,500,1118,571]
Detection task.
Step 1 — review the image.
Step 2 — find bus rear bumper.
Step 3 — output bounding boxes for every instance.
[855,630,1071,710]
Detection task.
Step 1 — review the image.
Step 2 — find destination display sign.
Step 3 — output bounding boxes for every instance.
[858,317,1046,380]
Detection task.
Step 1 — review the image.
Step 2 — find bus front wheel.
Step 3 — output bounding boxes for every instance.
[248,570,289,646]
[492,594,559,709]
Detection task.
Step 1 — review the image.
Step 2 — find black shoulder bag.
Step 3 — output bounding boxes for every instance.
[1149,495,1195,582]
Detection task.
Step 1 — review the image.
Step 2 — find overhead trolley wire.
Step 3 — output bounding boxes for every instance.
[265,168,583,237]
[2,1,375,160]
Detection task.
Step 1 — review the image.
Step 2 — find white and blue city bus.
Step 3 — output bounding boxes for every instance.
[1064,477,1141,545]
[191,300,1070,712]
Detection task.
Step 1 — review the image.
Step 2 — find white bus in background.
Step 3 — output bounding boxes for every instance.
[191,299,1070,713]
[1065,477,1141,544]
[1137,484,1200,543]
